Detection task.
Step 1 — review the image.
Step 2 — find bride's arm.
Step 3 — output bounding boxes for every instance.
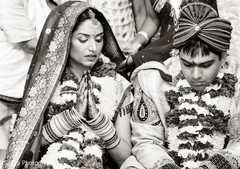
[108,98,132,167]
[41,74,88,147]
[41,108,84,147]
[84,74,133,167]
[86,103,132,167]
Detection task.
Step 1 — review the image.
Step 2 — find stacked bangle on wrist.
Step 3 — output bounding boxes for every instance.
[43,108,83,143]
[137,31,149,43]
[87,112,120,149]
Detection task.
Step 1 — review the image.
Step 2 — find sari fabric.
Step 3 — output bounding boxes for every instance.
[3,1,127,168]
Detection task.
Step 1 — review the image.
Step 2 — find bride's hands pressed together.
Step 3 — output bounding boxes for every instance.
[85,71,99,120]
[75,71,99,121]
[75,72,88,118]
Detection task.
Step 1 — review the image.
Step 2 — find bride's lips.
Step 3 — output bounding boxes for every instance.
[85,54,97,60]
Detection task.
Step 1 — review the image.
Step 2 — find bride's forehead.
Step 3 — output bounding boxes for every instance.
[75,19,103,33]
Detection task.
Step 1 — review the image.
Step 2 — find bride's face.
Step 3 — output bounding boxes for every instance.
[70,19,104,70]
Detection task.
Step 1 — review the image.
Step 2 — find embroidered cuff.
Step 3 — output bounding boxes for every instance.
[202,154,232,169]
[220,151,240,168]
[160,163,181,169]
[87,112,120,149]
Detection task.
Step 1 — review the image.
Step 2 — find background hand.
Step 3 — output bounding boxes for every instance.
[123,42,142,56]
[117,56,135,74]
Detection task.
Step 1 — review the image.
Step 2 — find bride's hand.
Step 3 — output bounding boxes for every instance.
[75,72,98,120]
[85,71,99,120]
[75,73,88,117]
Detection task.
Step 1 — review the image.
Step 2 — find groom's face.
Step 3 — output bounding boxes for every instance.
[179,49,222,91]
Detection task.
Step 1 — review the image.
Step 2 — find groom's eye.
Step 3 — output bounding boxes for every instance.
[199,61,214,68]
[182,61,193,67]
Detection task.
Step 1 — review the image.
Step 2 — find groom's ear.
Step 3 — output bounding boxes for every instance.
[220,52,227,64]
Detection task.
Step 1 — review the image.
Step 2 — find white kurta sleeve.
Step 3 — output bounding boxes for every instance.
[0,0,35,43]
[130,66,175,169]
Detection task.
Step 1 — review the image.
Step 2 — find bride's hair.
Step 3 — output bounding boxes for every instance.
[72,9,102,33]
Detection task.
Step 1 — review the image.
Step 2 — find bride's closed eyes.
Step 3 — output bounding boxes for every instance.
[77,33,104,43]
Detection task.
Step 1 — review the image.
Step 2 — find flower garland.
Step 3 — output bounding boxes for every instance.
[40,126,105,169]
[164,71,238,169]
[40,55,118,169]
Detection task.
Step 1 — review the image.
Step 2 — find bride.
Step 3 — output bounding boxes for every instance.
[3,1,133,169]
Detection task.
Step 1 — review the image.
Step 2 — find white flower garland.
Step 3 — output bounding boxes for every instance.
[165,71,237,169]
[40,55,119,169]
[40,125,104,169]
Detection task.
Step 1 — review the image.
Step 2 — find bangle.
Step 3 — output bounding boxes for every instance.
[132,42,142,55]
[87,112,120,149]
[42,109,83,143]
[137,31,149,43]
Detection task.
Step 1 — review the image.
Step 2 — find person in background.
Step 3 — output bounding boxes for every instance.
[118,0,218,76]
[132,0,147,32]
[78,0,137,58]
[125,0,162,56]
[117,0,177,75]
[217,0,240,60]
[0,0,57,167]
[122,1,240,169]
[3,1,133,169]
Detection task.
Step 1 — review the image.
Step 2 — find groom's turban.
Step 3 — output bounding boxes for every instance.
[173,2,232,52]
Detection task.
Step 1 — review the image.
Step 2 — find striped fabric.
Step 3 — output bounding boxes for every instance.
[173,2,232,52]
[87,112,120,149]
[43,108,83,143]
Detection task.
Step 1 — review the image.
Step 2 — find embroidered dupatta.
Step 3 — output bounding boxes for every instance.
[3,1,126,168]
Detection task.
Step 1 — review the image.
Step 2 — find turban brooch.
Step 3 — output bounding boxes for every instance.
[173,2,232,52]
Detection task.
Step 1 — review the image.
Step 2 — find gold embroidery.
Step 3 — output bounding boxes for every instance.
[4,2,95,168]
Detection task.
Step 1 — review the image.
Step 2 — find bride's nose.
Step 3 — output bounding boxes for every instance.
[88,38,97,53]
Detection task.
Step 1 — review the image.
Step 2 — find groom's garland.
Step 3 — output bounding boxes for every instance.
[164,71,237,168]
[40,56,118,169]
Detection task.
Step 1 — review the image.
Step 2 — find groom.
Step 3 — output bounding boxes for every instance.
[122,2,240,169]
